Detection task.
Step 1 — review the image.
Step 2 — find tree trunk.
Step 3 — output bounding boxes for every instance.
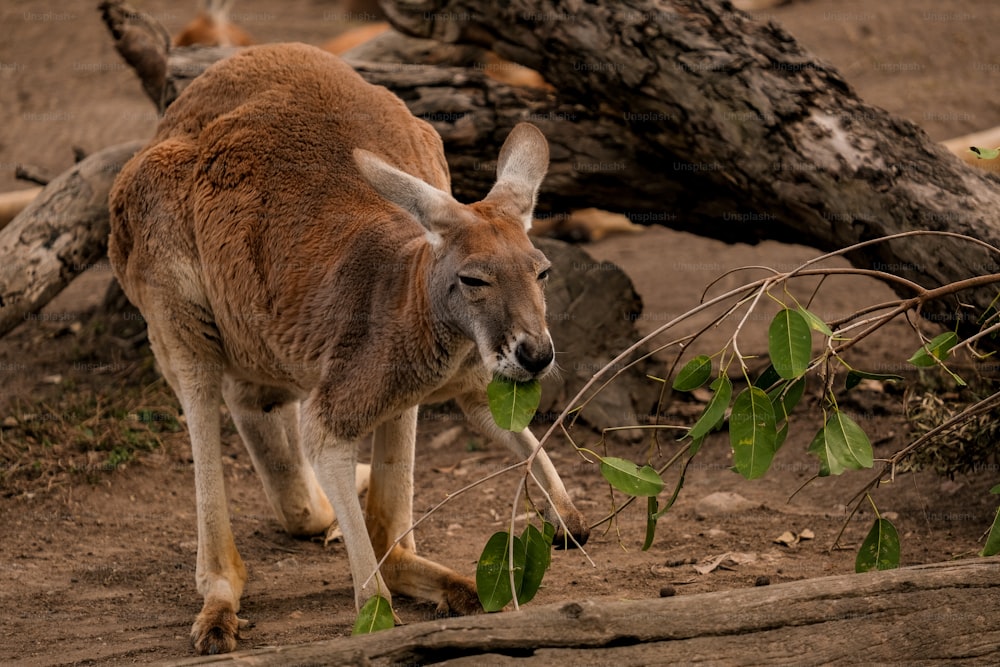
[0,142,143,338]
[173,558,1000,666]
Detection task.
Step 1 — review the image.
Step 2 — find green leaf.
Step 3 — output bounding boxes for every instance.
[768,377,806,421]
[352,595,395,635]
[825,411,874,470]
[982,506,1000,557]
[908,331,959,368]
[476,531,525,612]
[600,457,665,497]
[855,518,900,572]
[768,308,812,379]
[643,496,658,551]
[810,411,873,476]
[846,369,904,391]
[796,305,834,336]
[516,523,552,604]
[673,354,713,391]
[687,375,733,441]
[487,378,542,432]
[729,387,777,480]
[990,484,1000,495]
[753,364,782,391]
[970,146,1000,160]
[808,428,833,477]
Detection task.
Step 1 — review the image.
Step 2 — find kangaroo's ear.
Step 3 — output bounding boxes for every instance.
[484,123,550,231]
[354,148,461,235]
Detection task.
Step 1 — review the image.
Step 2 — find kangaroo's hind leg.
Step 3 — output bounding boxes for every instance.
[221,377,339,537]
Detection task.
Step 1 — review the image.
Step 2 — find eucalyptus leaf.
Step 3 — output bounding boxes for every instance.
[768,376,806,421]
[729,386,777,480]
[908,331,958,367]
[846,369,904,391]
[754,364,782,391]
[352,595,395,635]
[643,496,658,551]
[807,428,832,477]
[809,411,873,476]
[855,518,900,572]
[476,531,524,612]
[673,354,713,391]
[825,411,874,470]
[981,506,1000,557]
[487,378,541,432]
[796,305,834,336]
[517,523,552,604]
[600,456,665,497]
[768,308,812,379]
[687,375,733,441]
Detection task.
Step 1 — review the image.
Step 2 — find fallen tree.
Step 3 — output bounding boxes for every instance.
[175,558,1000,665]
[0,141,143,336]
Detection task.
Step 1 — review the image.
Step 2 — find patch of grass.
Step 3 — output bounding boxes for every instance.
[0,376,182,497]
[900,365,1000,477]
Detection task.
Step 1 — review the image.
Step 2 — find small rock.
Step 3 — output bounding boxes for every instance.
[659,585,676,597]
[696,491,755,518]
[276,557,299,569]
[755,575,771,587]
[1,416,17,428]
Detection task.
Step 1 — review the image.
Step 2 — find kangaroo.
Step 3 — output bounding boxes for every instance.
[108,42,589,654]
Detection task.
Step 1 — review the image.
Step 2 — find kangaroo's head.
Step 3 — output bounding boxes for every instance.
[354,123,553,382]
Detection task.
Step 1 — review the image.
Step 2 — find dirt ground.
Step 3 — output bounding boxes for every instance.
[2,1,1000,664]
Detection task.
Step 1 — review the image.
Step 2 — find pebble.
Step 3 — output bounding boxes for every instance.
[695,491,756,518]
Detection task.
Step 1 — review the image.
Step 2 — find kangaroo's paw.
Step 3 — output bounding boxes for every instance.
[435,574,483,616]
[190,600,244,655]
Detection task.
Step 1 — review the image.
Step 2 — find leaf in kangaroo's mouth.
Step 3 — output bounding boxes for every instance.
[486,377,541,432]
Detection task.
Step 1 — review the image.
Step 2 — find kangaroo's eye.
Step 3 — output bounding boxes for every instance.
[538,269,551,281]
[459,275,490,288]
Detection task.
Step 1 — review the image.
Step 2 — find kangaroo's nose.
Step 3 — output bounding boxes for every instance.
[515,337,554,376]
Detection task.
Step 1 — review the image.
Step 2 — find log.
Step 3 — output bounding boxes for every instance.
[0,142,143,337]
[378,0,1000,332]
[174,558,1000,665]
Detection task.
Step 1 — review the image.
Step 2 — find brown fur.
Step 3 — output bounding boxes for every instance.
[109,43,587,654]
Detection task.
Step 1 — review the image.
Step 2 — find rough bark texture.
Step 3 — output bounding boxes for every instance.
[174,558,1000,665]
[378,0,1000,330]
[0,142,143,338]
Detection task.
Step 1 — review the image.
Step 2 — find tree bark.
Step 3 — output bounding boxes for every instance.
[0,142,143,338]
[173,558,1000,666]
